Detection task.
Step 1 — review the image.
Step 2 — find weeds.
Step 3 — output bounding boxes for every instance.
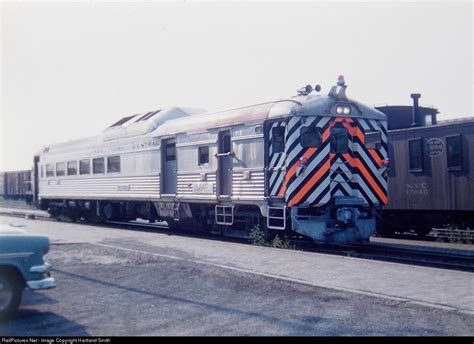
[248,225,268,246]
[270,235,290,249]
[248,225,294,249]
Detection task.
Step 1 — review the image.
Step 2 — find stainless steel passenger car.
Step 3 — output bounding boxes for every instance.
[35,77,389,244]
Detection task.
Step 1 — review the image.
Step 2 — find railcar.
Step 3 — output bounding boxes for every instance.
[377,102,474,235]
[34,76,389,244]
[0,170,33,203]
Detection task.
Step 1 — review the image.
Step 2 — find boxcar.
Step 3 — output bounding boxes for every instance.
[1,170,33,202]
[380,117,474,234]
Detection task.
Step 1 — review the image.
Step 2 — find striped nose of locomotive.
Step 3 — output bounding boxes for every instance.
[281,112,388,208]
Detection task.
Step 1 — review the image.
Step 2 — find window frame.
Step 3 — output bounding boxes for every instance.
[46,164,55,177]
[56,162,66,176]
[446,134,463,171]
[300,126,322,148]
[165,143,176,162]
[107,156,121,174]
[271,126,285,154]
[330,126,349,154]
[408,137,424,172]
[198,146,210,166]
[67,161,78,176]
[79,159,91,175]
[93,157,105,174]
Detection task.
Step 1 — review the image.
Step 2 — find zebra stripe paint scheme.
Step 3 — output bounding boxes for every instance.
[267,121,286,197]
[278,116,388,208]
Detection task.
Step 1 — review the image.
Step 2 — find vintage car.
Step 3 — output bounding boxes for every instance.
[0,225,56,319]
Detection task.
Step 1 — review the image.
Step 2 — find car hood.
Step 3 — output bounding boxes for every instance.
[0,224,50,255]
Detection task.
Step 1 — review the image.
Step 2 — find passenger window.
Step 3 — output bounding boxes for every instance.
[166,143,176,161]
[198,146,209,165]
[446,135,462,170]
[67,161,77,176]
[272,126,285,154]
[93,158,105,174]
[80,159,90,175]
[107,156,121,173]
[365,131,382,150]
[330,126,349,154]
[40,165,44,178]
[56,162,65,176]
[300,127,322,148]
[408,138,423,172]
[46,164,55,177]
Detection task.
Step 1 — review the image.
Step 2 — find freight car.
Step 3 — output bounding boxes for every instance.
[0,170,33,203]
[376,96,474,236]
[34,76,389,244]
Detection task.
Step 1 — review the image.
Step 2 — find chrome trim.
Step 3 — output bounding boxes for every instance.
[0,252,33,259]
[231,134,264,141]
[27,277,56,290]
[29,262,52,274]
[176,139,217,148]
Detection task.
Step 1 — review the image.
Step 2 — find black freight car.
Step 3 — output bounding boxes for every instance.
[376,97,474,235]
[0,170,33,203]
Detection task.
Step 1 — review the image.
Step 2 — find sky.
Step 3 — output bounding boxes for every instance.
[1,1,473,171]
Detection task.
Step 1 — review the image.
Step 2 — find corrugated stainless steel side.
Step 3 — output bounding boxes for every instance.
[39,174,160,200]
[232,169,265,200]
[177,171,217,196]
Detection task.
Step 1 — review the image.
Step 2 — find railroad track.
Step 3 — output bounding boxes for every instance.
[2,209,474,272]
[374,228,474,244]
[300,242,474,273]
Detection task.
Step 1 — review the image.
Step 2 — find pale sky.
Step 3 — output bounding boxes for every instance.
[1,1,473,171]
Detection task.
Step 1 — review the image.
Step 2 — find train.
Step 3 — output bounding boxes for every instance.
[376,95,474,236]
[4,78,470,241]
[26,76,389,245]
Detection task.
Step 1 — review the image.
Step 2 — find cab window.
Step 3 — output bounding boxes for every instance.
[272,126,285,154]
[330,126,349,154]
[300,127,322,148]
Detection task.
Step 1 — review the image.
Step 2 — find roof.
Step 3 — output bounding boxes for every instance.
[151,92,386,136]
[101,106,207,141]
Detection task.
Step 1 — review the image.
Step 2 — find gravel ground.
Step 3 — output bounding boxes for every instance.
[0,242,472,336]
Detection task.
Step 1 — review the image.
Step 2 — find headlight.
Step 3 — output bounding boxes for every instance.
[336,105,351,115]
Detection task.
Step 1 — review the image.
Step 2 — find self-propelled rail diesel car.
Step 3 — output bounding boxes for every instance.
[34,76,389,244]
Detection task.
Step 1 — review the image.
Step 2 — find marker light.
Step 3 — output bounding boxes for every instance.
[337,75,345,86]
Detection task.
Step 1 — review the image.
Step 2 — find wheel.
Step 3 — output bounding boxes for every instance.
[0,271,24,320]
